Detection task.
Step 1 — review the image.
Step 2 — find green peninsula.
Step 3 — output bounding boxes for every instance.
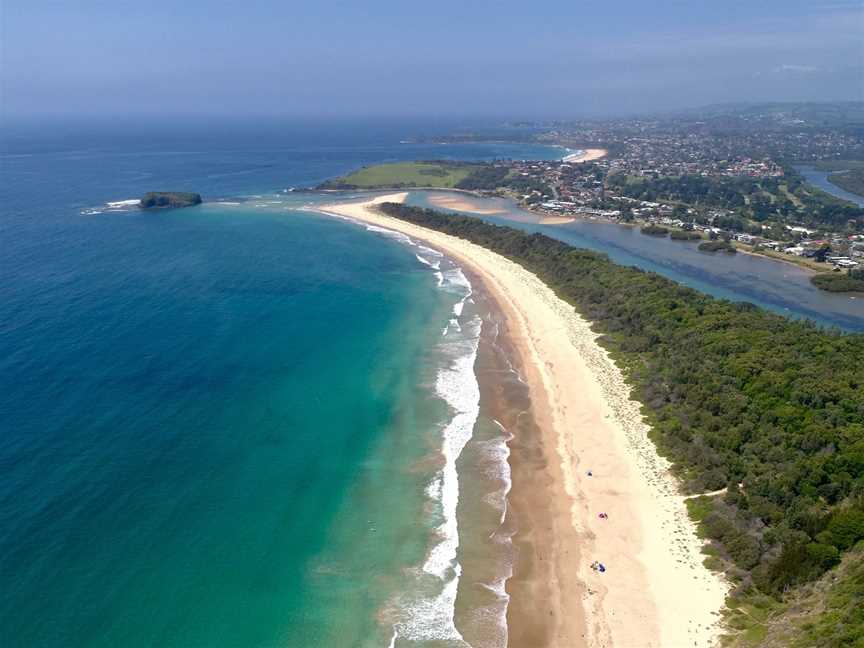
[140,192,203,209]
[318,161,480,189]
[317,160,552,197]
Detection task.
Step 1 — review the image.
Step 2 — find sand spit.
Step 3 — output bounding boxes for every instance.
[319,194,728,647]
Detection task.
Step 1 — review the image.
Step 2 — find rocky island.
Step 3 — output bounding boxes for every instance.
[139,192,202,209]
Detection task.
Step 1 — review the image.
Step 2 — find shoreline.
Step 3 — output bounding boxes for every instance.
[318,193,729,647]
[465,264,585,647]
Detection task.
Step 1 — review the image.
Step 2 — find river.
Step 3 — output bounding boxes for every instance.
[406,191,864,332]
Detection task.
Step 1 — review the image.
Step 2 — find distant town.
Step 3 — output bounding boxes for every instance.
[324,103,864,291]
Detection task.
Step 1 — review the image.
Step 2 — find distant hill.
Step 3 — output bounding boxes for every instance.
[675,101,864,133]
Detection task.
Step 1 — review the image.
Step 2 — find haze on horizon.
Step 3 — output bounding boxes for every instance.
[1,0,862,120]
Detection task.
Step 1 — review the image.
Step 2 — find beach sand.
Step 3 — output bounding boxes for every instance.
[319,194,728,647]
[564,149,608,164]
[426,193,508,215]
[538,216,575,225]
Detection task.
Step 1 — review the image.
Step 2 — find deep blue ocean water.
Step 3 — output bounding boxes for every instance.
[2,119,863,648]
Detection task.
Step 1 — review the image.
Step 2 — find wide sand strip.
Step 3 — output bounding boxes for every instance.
[319,194,728,647]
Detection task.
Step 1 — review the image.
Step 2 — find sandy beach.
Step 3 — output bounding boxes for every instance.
[319,194,728,647]
[563,148,608,163]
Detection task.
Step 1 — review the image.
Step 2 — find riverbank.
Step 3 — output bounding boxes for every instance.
[319,193,728,647]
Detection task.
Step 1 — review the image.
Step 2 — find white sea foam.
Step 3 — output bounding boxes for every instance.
[423,317,481,580]
[106,198,141,208]
[414,254,444,287]
[414,254,435,268]
[365,224,414,246]
[387,255,481,647]
[82,198,142,215]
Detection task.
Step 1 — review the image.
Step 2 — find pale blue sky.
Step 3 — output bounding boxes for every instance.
[2,0,862,118]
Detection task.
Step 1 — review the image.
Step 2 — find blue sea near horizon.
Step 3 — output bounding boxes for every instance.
[2,118,863,648]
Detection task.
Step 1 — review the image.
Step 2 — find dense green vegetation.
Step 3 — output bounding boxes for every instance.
[699,240,737,253]
[812,269,864,293]
[723,542,864,647]
[670,229,702,241]
[452,165,509,189]
[607,172,864,233]
[640,224,669,236]
[378,202,864,642]
[318,161,479,189]
[139,192,202,209]
[828,170,864,199]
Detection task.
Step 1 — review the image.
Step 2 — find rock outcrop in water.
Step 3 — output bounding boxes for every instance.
[139,192,202,209]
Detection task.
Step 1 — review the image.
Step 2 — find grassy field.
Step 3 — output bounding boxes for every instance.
[320,161,479,189]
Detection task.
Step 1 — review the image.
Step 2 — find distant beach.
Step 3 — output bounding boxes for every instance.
[321,193,728,647]
[563,148,608,163]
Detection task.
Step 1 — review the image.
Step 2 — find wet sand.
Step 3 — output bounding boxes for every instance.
[464,268,585,647]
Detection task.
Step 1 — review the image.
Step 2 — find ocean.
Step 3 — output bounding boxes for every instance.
[2,118,863,648]
[0,120,560,648]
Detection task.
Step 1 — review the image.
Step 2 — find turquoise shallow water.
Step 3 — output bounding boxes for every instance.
[1,122,561,647]
[2,204,448,646]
